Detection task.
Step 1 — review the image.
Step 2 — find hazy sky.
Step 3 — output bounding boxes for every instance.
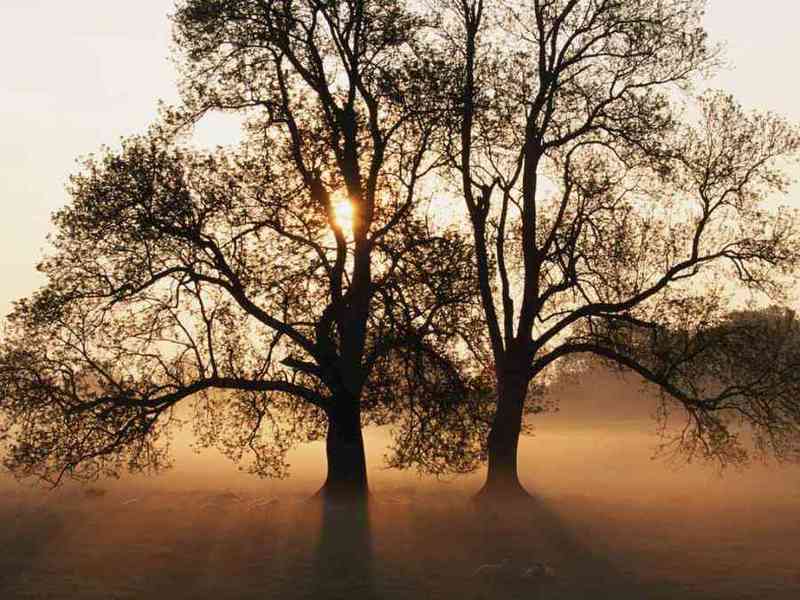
[2,1,800,317]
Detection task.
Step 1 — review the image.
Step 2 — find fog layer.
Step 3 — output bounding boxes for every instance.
[2,371,799,599]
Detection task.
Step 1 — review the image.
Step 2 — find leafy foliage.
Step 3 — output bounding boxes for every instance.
[0,0,487,485]
[439,0,800,471]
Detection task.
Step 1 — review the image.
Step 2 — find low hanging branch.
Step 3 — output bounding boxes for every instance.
[0,0,486,493]
[438,0,800,497]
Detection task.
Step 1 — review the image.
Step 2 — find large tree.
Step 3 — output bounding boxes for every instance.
[0,0,481,500]
[441,0,800,499]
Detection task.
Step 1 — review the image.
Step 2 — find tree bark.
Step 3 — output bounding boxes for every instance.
[317,402,369,502]
[477,374,531,501]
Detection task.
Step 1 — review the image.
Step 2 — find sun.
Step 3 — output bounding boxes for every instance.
[331,192,355,236]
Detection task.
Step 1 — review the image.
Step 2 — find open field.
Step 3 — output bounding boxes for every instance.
[2,374,799,599]
[1,472,798,600]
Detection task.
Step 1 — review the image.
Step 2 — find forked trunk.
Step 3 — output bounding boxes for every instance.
[317,403,369,503]
[477,375,531,501]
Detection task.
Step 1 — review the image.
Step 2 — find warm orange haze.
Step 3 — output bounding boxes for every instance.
[2,372,799,598]
[2,1,800,599]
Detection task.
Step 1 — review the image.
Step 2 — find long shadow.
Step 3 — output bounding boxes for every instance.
[0,487,65,598]
[460,491,693,600]
[0,483,721,599]
[309,498,377,600]
[353,487,700,600]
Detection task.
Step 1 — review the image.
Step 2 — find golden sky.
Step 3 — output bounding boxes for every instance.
[2,1,799,317]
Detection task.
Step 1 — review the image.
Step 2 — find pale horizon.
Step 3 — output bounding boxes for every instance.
[2,6,800,599]
[2,1,800,317]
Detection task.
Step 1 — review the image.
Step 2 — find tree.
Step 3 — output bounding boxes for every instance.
[0,0,479,501]
[588,305,800,467]
[440,0,800,499]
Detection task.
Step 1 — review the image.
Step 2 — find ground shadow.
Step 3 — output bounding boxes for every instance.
[308,498,377,600]
[363,487,696,600]
[0,482,792,599]
[0,488,65,598]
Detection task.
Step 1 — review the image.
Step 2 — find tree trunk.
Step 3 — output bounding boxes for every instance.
[477,374,531,501]
[317,403,369,503]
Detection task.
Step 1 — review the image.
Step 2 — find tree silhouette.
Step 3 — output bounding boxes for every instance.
[0,0,483,500]
[565,305,800,465]
[440,0,800,499]
[3,0,800,508]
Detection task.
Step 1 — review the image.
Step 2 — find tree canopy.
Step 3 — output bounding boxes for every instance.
[435,0,800,497]
[1,0,800,501]
[0,0,487,493]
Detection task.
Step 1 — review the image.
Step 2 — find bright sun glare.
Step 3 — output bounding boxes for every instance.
[331,193,355,236]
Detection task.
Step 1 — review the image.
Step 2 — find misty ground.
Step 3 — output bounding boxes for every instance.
[2,371,799,599]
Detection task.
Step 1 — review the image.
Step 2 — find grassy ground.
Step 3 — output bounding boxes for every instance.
[1,478,798,600]
[2,372,799,599]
